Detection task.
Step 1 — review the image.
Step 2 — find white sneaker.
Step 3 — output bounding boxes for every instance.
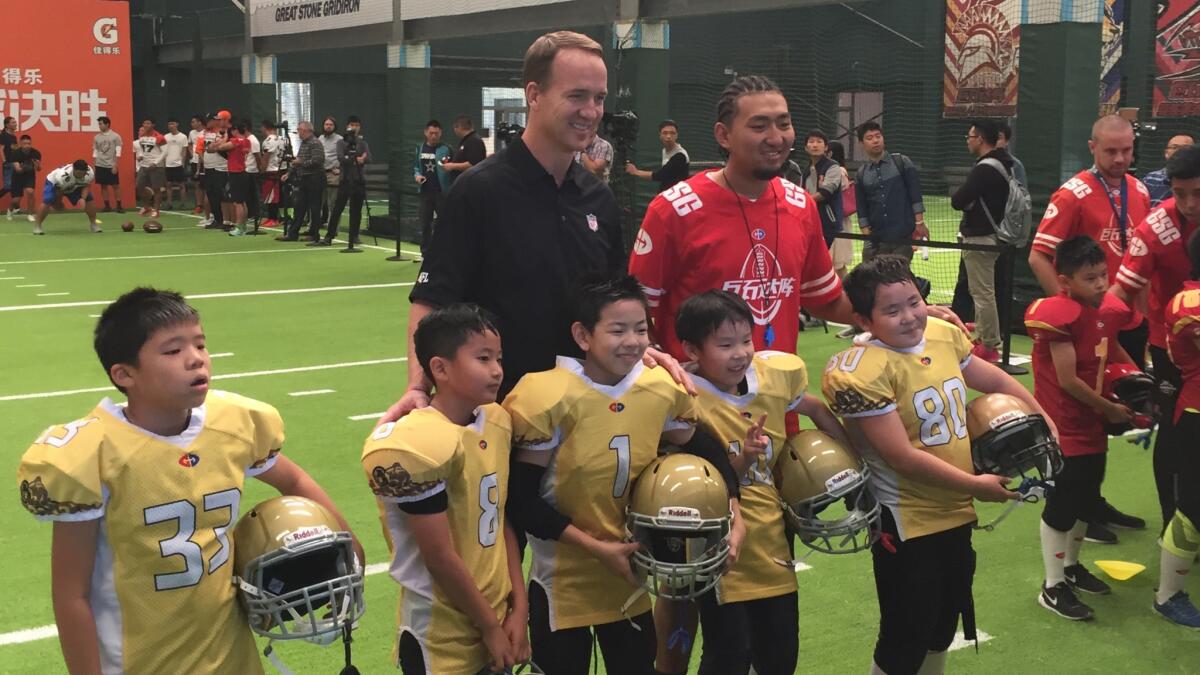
[32,225,44,235]
[27,214,35,222]
[90,222,102,233]
[5,208,11,220]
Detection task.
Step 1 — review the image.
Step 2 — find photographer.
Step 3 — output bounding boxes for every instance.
[277,121,323,242]
[312,116,370,247]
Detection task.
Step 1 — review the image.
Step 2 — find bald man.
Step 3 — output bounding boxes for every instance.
[1028,114,1152,540]
[1143,134,1194,206]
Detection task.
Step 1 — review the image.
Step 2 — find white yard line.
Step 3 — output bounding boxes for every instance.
[0,247,322,266]
[210,352,235,358]
[0,282,414,312]
[0,357,407,402]
[36,292,69,297]
[14,284,45,288]
[348,412,386,421]
[289,389,336,397]
[1,563,395,647]
[0,276,25,280]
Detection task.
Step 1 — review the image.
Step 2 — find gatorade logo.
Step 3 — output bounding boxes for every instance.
[93,17,119,45]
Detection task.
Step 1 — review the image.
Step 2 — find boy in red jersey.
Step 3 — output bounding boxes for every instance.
[1025,235,1137,621]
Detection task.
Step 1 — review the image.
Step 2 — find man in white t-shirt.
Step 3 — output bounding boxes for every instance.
[188,115,206,214]
[162,118,189,210]
[133,119,166,218]
[244,124,262,227]
[34,160,101,234]
[259,120,286,228]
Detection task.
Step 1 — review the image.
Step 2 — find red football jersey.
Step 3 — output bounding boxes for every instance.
[1024,292,1133,456]
[1165,281,1200,422]
[629,171,842,360]
[1114,200,1200,349]
[225,136,251,173]
[1032,170,1151,283]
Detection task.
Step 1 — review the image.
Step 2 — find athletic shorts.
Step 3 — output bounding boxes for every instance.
[94,166,119,185]
[226,172,251,203]
[260,172,281,204]
[136,166,166,192]
[42,180,93,206]
[831,236,854,269]
[165,165,185,183]
[11,170,35,193]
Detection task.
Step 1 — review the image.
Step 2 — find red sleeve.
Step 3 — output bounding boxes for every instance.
[628,195,677,329]
[796,199,842,307]
[155,132,166,146]
[1024,296,1079,342]
[1115,218,1156,294]
[1032,182,1085,258]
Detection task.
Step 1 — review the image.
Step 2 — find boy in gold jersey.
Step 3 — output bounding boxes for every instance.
[821,257,1053,675]
[362,305,530,674]
[17,288,360,675]
[675,290,849,675]
[504,274,743,675]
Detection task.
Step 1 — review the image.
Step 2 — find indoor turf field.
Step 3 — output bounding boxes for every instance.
[2,208,1197,674]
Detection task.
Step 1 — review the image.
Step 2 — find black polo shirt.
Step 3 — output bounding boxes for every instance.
[410,137,626,397]
[449,130,487,183]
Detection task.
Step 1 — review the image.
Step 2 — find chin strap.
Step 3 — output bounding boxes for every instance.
[618,587,647,629]
[974,477,1054,532]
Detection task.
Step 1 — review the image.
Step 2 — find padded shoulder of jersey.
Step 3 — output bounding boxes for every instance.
[1167,287,1200,324]
[204,390,286,454]
[18,410,107,521]
[1025,296,1082,335]
[821,345,896,417]
[479,402,513,436]
[361,408,462,499]
[754,350,809,396]
[504,368,577,447]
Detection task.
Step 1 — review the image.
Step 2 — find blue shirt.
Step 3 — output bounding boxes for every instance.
[854,153,925,242]
[1143,167,1171,207]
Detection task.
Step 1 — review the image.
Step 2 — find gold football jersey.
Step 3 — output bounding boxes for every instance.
[692,351,807,604]
[17,391,283,675]
[504,357,699,630]
[821,318,977,541]
[362,404,513,675]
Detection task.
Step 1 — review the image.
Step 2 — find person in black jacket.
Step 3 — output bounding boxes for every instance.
[626,119,690,191]
[951,119,1012,363]
[799,130,845,247]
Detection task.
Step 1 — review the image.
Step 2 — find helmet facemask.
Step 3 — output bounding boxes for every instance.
[1103,372,1160,435]
[971,412,1063,484]
[783,465,881,554]
[627,509,730,599]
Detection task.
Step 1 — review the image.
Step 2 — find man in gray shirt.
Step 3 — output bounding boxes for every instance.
[92,116,123,212]
[317,116,344,238]
[278,121,325,242]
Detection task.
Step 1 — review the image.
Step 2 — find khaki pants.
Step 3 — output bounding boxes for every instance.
[962,234,1001,349]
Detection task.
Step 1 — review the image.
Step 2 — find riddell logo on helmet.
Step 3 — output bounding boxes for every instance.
[282,525,333,547]
[659,506,700,519]
[824,468,859,493]
[988,410,1026,429]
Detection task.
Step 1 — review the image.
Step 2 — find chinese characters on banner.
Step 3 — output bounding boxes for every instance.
[1100,0,1126,116]
[1154,0,1200,117]
[3,2,132,204]
[943,0,1020,118]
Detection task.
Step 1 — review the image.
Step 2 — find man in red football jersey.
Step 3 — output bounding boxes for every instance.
[1112,145,1200,535]
[1028,114,1152,540]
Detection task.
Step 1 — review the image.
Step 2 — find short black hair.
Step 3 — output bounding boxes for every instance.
[454,115,473,130]
[1189,229,1200,280]
[19,134,30,141]
[72,159,89,172]
[1054,235,1107,276]
[261,119,276,129]
[828,140,846,165]
[232,119,249,134]
[971,119,1000,146]
[1166,144,1200,182]
[659,119,679,132]
[999,118,1014,141]
[98,116,111,126]
[191,114,205,124]
[856,121,882,141]
[805,129,828,145]
[425,120,442,129]
[347,115,361,125]
[675,291,754,347]
[573,274,649,332]
[413,304,501,383]
[167,117,178,125]
[844,255,918,316]
[94,288,201,393]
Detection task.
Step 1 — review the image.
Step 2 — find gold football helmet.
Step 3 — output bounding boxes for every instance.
[627,453,731,599]
[966,393,1062,482]
[232,496,364,644]
[776,430,880,554]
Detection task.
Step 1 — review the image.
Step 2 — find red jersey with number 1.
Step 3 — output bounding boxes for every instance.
[1024,292,1135,456]
[629,171,842,360]
[1165,281,1200,422]
[1031,170,1151,283]
[1114,199,1200,349]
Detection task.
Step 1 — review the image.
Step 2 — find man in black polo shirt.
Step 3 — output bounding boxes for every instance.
[441,115,487,184]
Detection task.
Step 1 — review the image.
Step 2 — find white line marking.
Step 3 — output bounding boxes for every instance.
[0,357,407,402]
[15,284,45,288]
[948,630,992,651]
[210,352,234,358]
[88,314,100,318]
[0,282,414,312]
[0,276,25,280]
[36,292,69,297]
[348,412,386,421]
[1,563,396,646]
[0,247,323,266]
[289,389,336,397]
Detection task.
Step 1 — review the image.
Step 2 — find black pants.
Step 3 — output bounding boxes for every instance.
[286,175,323,239]
[418,192,444,255]
[872,510,975,675]
[326,182,365,243]
[1151,345,1185,529]
[528,580,656,675]
[696,589,798,675]
[1042,453,1107,532]
[246,173,260,220]
[1118,319,1150,371]
[1173,410,1200,525]
[204,170,226,227]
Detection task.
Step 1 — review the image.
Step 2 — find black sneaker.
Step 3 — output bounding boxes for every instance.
[102,204,112,213]
[115,205,124,214]
[1100,501,1146,530]
[1084,521,1118,544]
[1065,564,1112,595]
[306,240,331,247]
[1039,582,1095,621]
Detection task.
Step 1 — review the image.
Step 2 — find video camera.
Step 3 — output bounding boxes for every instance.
[602,111,639,153]
[495,121,524,151]
[277,121,295,164]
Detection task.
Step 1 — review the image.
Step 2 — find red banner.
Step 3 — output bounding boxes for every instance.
[2,0,134,204]
[1154,0,1200,117]
[943,0,1020,118]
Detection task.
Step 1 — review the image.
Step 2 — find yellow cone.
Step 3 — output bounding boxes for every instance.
[1094,560,1146,581]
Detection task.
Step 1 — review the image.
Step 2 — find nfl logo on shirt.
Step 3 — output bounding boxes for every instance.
[586,213,599,231]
